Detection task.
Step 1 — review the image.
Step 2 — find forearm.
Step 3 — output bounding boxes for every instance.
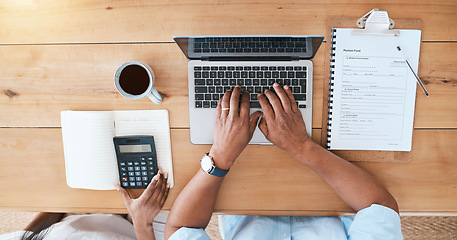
[133,223,155,240]
[165,169,224,238]
[296,141,398,213]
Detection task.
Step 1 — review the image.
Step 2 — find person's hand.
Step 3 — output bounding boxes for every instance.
[116,171,170,229]
[209,85,262,170]
[258,83,312,158]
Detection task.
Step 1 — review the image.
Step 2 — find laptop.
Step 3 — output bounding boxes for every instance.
[174,35,324,144]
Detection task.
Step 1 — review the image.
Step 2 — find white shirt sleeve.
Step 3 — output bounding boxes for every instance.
[345,204,403,240]
[168,227,211,240]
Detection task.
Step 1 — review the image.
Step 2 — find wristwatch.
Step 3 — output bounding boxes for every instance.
[200,153,229,177]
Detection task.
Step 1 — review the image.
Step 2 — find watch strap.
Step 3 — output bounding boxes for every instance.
[208,165,229,177]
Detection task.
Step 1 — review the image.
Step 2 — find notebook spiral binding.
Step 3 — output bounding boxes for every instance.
[326,28,337,149]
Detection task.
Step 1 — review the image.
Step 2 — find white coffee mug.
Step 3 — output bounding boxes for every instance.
[114,61,162,104]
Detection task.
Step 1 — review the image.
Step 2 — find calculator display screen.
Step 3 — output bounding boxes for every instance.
[119,144,152,153]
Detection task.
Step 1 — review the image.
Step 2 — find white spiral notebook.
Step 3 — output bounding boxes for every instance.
[326,27,421,151]
[61,110,174,190]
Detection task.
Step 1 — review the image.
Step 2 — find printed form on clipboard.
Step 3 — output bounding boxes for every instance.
[327,12,421,151]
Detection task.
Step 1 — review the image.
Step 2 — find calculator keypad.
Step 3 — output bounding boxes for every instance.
[119,157,157,189]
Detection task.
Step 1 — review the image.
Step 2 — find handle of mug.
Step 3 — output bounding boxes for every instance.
[148,87,162,104]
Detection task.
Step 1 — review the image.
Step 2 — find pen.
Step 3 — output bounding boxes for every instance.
[396,46,429,96]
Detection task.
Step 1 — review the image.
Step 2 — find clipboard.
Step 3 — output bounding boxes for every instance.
[321,10,423,163]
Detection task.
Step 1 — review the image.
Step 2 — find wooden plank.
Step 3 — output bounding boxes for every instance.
[1,42,455,128]
[0,1,456,44]
[0,43,324,129]
[0,128,456,215]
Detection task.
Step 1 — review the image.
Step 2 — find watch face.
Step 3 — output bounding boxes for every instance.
[201,155,213,172]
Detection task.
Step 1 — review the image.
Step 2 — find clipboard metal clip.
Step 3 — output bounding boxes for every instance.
[354,9,400,36]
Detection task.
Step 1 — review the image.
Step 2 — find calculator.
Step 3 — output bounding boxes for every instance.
[113,136,159,189]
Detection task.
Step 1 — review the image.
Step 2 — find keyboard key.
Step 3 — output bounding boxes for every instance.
[216,86,223,93]
[261,79,267,85]
[292,79,298,86]
[280,71,287,78]
[272,71,279,78]
[251,94,258,101]
[212,94,220,100]
[276,79,283,85]
[194,72,201,78]
[264,71,271,78]
[296,72,307,78]
[249,71,256,78]
[195,79,205,86]
[254,87,262,93]
[241,71,248,78]
[205,94,212,100]
[293,87,300,93]
[268,79,275,85]
[195,87,207,93]
[257,72,264,78]
[247,86,254,93]
[218,71,224,78]
[245,79,252,85]
[299,79,307,87]
[206,79,213,85]
[253,79,260,85]
[203,101,210,108]
[299,104,307,108]
[288,72,295,78]
[293,94,306,101]
[250,102,261,108]
[202,71,209,78]
[237,79,244,85]
[194,66,202,70]
[208,86,215,93]
[210,71,217,78]
[230,79,236,85]
[301,86,307,93]
[284,79,291,86]
[225,72,232,78]
[211,101,218,108]
[233,71,240,78]
[214,79,221,85]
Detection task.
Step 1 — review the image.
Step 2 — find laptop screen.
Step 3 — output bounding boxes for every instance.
[174,35,324,60]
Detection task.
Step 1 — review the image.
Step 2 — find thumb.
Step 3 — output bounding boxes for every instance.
[258,115,268,138]
[249,112,262,136]
[115,185,131,206]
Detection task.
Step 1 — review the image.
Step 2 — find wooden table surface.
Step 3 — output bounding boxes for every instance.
[1,0,456,216]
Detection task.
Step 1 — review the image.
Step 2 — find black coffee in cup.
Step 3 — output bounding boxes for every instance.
[119,65,150,95]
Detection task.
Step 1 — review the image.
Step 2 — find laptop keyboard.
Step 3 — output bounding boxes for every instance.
[193,65,307,109]
[193,37,307,53]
